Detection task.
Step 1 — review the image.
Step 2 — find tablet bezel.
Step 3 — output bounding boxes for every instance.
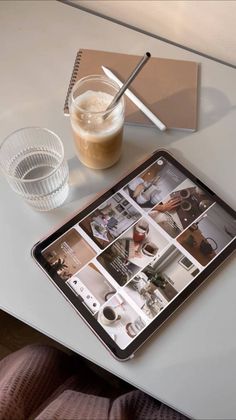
[32,150,236,360]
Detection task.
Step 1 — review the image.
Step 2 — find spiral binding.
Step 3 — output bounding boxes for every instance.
[64,49,83,115]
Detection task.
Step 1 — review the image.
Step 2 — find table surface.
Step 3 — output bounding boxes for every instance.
[0,2,236,419]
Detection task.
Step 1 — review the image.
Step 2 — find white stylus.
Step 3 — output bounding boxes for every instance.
[102,65,166,132]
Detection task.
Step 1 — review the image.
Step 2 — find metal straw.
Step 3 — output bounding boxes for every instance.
[105,52,151,114]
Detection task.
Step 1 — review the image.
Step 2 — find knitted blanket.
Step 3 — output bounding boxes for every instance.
[0,345,188,420]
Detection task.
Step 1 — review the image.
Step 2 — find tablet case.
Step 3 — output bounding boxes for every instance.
[64,49,199,131]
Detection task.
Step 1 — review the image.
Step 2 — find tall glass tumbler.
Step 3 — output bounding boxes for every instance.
[0,127,69,211]
[69,75,125,169]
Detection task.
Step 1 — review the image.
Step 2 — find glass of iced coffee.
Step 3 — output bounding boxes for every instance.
[69,75,125,169]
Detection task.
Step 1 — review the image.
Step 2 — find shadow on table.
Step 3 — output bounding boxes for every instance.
[199,86,236,129]
[65,140,148,205]
[128,86,236,147]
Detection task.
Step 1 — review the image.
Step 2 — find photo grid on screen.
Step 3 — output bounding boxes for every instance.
[42,157,236,349]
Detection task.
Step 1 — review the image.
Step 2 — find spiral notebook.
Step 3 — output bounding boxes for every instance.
[64,49,199,131]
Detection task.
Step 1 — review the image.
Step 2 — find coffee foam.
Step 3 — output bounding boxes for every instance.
[71,90,123,140]
[74,90,113,113]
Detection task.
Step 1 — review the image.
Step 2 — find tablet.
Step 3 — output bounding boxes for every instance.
[32,150,236,360]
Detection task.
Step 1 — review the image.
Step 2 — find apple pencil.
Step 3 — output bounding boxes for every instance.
[102,65,166,132]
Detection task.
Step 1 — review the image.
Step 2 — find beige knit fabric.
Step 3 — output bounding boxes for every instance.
[0,345,189,420]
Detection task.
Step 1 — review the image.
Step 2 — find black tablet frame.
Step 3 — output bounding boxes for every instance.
[32,150,236,360]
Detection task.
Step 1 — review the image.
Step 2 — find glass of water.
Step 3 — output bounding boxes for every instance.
[0,127,69,211]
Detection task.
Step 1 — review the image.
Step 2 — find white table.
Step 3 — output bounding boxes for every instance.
[0,2,235,419]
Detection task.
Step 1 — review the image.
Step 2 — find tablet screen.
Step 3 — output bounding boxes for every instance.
[41,155,236,350]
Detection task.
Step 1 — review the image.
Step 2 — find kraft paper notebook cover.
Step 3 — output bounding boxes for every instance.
[64,49,199,131]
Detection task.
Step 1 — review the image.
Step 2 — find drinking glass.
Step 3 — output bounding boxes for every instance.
[0,127,69,211]
[69,75,125,169]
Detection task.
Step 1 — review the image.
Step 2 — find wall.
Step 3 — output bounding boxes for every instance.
[199,217,230,253]
[75,0,236,66]
[163,253,193,292]
[78,265,114,302]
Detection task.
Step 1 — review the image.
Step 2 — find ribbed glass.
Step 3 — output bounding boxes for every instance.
[0,127,69,211]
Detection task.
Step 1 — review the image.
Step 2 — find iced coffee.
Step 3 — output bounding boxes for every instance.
[69,76,125,170]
